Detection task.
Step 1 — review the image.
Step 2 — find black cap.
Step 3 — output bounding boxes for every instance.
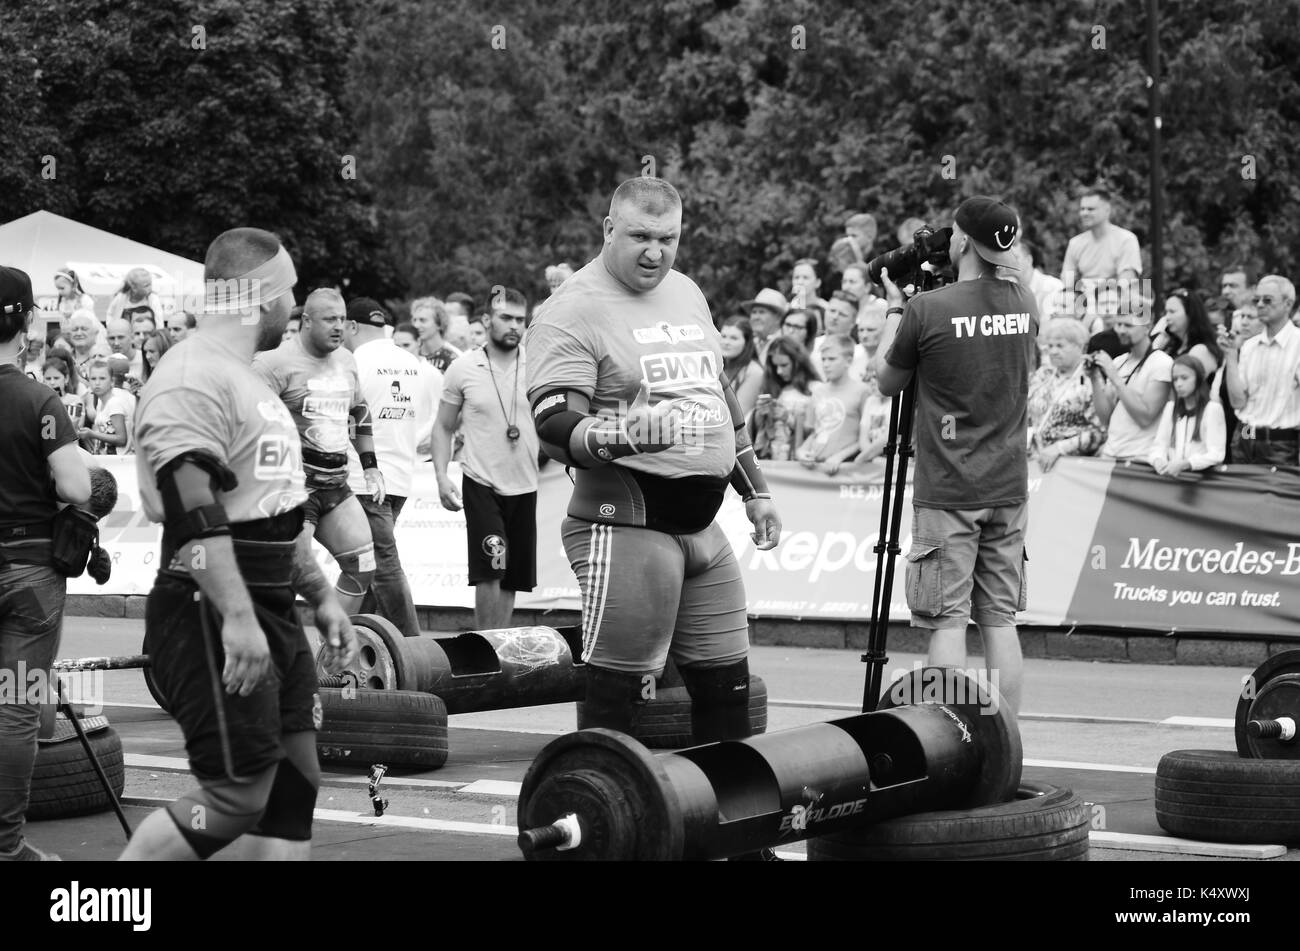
[954,197,1021,270]
[0,266,35,317]
[346,297,390,328]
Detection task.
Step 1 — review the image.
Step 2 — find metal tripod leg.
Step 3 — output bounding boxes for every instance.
[54,682,132,841]
[861,378,917,712]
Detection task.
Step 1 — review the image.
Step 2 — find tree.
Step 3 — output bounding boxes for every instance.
[7,0,399,298]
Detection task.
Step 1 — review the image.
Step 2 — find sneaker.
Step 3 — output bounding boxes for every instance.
[0,840,62,861]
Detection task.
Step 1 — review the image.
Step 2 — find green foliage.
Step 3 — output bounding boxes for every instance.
[5,0,398,298]
[351,0,1300,309]
[5,0,1298,312]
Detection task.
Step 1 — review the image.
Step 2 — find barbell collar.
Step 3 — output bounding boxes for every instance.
[1248,717,1297,741]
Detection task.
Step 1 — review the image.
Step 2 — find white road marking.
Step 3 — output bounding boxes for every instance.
[1159,716,1234,728]
[458,780,524,797]
[1090,831,1286,859]
[1026,758,1157,775]
[313,808,519,837]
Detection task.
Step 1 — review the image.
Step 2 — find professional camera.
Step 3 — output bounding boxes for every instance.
[866,226,953,288]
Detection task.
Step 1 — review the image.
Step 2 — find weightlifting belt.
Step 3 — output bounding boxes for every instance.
[159,511,302,588]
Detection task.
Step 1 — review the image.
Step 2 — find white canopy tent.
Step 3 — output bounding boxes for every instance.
[0,210,204,320]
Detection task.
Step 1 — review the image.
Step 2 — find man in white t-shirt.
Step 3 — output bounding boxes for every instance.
[343,297,439,637]
[1061,188,1142,319]
[1088,307,1173,459]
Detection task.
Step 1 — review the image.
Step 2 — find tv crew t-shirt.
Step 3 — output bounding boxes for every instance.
[886,277,1039,509]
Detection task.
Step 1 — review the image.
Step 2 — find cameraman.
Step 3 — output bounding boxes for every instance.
[873,197,1038,717]
[0,266,92,862]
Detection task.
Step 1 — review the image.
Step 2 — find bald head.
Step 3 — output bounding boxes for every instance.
[609,176,682,221]
[303,287,345,317]
[105,318,135,355]
[205,227,283,282]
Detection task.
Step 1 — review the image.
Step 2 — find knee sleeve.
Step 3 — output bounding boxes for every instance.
[582,665,656,736]
[334,543,376,598]
[679,658,751,744]
[250,732,320,841]
[165,763,279,859]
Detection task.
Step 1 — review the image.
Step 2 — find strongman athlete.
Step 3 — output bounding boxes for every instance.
[122,228,358,860]
[254,288,385,615]
[525,177,782,748]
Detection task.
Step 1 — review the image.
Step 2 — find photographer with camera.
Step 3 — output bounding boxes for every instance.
[0,266,93,862]
[1087,304,1173,461]
[872,197,1038,717]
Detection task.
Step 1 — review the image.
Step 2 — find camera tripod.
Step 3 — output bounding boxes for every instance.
[860,375,917,712]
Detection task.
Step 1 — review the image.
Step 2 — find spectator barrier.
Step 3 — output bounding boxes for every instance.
[72,457,1300,637]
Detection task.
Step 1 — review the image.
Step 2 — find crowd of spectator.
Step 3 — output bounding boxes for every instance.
[19,199,1300,482]
[716,189,1300,479]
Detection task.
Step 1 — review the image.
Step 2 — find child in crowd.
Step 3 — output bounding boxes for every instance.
[796,334,879,475]
[79,359,134,455]
[1149,354,1226,476]
[752,335,818,461]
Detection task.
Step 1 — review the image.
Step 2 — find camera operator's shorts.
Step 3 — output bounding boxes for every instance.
[904,502,1028,630]
[145,576,319,781]
[463,475,537,591]
[301,485,354,527]
[561,517,749,674]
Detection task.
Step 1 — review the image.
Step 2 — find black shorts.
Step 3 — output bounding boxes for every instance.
[145,575,319,782]
[462,474,536,592]
[301,484,353,526]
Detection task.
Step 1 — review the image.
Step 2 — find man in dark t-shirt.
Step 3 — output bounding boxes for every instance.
[875,197,1039,717]
[0,266,92,862]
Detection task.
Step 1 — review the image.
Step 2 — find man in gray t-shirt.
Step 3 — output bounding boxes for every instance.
[876,197,1039,717]
[432,288,538,630]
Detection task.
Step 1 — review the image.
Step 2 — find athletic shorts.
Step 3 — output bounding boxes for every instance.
[301,484,353,527]
[561,517,749,674]
[145,575,319,782]
[904,502,1028,630]
[462,475,536,592]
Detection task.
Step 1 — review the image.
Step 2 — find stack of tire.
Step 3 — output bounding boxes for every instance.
[29,713,126,820]
[575,658,768,749]
[1155,651,1300,844]
[315,687,449,771]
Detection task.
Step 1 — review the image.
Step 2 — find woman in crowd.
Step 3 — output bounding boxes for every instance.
[720,316,764,420]
[752,335,818,461]
[1150,354,1226,476]
[780,306,820,355]
[42,351,88,430]
[789,258,826,311]
[61,310,101,381]
[1211,304,1262,463]
[1157,288,1222,376]
[1027,318,1107,471]
[140,329,172,383]
[106,267,162,323]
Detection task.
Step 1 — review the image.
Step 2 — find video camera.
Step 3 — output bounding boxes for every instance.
[866,226,953,289]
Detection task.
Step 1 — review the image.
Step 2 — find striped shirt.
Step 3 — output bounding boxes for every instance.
[1237,321,1300,429]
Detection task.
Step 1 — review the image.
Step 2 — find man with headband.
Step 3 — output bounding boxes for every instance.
[254,288,385,617]
[123,228,358,860]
